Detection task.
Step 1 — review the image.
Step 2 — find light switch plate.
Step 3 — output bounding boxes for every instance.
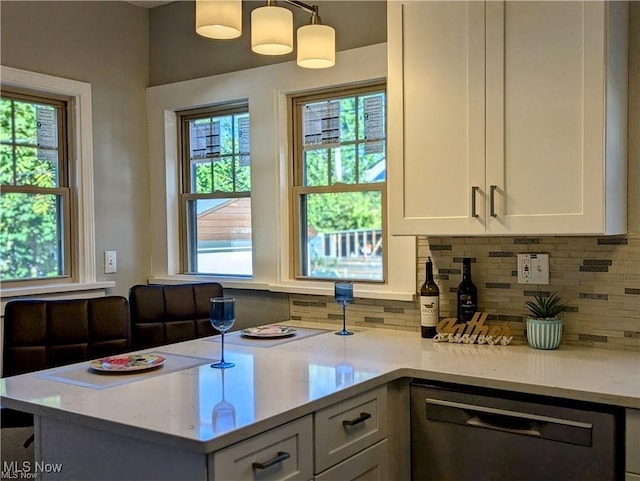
[517,253,549,284]
[104,251,117,274]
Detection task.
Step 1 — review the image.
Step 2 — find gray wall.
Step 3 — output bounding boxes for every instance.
[1,1,151,299]
[0,1,384,325]
[149,0,387,85]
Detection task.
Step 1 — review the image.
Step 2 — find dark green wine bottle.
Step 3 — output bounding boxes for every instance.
[457,257,477,323]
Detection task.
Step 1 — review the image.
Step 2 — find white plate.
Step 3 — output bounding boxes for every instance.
[241,325,297,339]
[90,354,166,373]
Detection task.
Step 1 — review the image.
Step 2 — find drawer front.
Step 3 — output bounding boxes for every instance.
[314,386,387,473]
[315,439,389,481]
[212,415,313,481]
[627,409,640,474]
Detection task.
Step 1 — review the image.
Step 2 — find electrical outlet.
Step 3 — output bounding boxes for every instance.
[522,258,532,279]
[517,253,549,284]
[104,251,117,274]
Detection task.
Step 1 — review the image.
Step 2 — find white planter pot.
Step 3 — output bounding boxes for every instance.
[526,317,563,350]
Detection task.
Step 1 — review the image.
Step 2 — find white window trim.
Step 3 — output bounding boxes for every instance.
[0,66,113,298]
[146,44,416,301]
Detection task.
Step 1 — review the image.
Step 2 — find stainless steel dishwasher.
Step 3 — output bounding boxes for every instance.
[411,381,622,481]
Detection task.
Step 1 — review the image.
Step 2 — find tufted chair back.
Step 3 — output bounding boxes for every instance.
[2,296,130,377]
[128,283,223,350]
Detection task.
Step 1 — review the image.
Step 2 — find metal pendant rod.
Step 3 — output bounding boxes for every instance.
[283,0,319,18]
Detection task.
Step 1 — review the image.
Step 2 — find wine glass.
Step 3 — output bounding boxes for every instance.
[334,281,354,336]
[212,369,236,433]
[210,297,236,368]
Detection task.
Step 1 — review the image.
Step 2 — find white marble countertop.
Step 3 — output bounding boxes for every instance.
[1,321,639,453]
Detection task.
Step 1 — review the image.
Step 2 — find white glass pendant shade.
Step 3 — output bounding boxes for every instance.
[196,0,242,40]
[251,6,293,55]
[297,24,335,68]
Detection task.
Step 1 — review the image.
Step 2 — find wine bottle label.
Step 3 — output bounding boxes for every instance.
[420,295,439,327]
[459,294,477,321]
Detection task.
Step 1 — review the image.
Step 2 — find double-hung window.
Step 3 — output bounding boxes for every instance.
[179,103,252,277]
[291,84,386,282]
[0,90,72,284]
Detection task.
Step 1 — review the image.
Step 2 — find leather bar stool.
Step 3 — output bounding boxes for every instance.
[128,282,223,350]
[1,296,131,447]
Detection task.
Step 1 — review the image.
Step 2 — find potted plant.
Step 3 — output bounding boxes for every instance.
[524,292,568,350]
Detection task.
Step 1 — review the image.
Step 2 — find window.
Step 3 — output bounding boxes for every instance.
[0,90,73,284]
[147,43,415,299]
[0,65,106,298]
[291,84,386,282]
[179,103,252,277]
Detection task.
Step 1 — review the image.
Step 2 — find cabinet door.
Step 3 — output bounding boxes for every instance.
[314,386,387,473]
[212,415,313,481]
[315,440,389,481]
[388,1,486,235]
[485,1,627,235]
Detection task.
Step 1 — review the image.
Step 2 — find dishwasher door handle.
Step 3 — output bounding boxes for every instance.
[425,398,593,447]
[466,415,541,437]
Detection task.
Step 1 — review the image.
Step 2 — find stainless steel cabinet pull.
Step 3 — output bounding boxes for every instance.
[490,185,498,217]
[471,186,480,218]
[343,412,372,427]
[252,451,291,470]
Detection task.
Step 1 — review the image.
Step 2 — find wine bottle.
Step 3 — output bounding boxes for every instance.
[420,257,440,338]
[457,257,478,323]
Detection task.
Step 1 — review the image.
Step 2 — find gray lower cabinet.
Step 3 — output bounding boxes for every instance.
[314,386,387,474]
[208,386,390,481]
[627,409,640,479]
[315,439,389,481]
[211,415,313,481]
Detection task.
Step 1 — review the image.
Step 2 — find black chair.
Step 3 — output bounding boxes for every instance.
[1,296,131,447]
[129,283,223,350]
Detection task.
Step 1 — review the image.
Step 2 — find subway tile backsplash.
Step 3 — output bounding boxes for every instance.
[290,233,640,351]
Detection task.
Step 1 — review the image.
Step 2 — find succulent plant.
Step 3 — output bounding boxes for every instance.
[524,292,568,320]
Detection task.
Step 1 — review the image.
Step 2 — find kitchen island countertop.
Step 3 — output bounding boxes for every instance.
[1,320,639,453]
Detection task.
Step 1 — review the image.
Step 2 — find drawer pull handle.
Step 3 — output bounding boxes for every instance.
[252,451,290,470]
[342,412,372,427]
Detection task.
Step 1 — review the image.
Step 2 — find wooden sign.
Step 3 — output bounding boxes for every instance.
[433,312,513,345]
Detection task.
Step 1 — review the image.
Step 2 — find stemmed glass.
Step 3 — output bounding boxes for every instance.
[334,281,354,336]
[211,369,236,433]
[210,297,236,369]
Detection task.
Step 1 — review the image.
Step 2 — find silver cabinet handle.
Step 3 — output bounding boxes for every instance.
[471,186,480,218]
[490,185,498,217]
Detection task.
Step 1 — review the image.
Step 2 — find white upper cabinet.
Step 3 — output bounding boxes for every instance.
[388,1,628,236]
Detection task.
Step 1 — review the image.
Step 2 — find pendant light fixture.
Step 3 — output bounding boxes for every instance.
[195,0,336,69]
[296,9,335,68]
[195,0,242,39]
[251,1,293,55]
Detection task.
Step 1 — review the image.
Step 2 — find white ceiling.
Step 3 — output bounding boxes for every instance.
[127,1,172,9]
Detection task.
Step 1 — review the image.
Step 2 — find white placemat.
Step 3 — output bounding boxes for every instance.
[207,326,331,348]
[36,352,211,390]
